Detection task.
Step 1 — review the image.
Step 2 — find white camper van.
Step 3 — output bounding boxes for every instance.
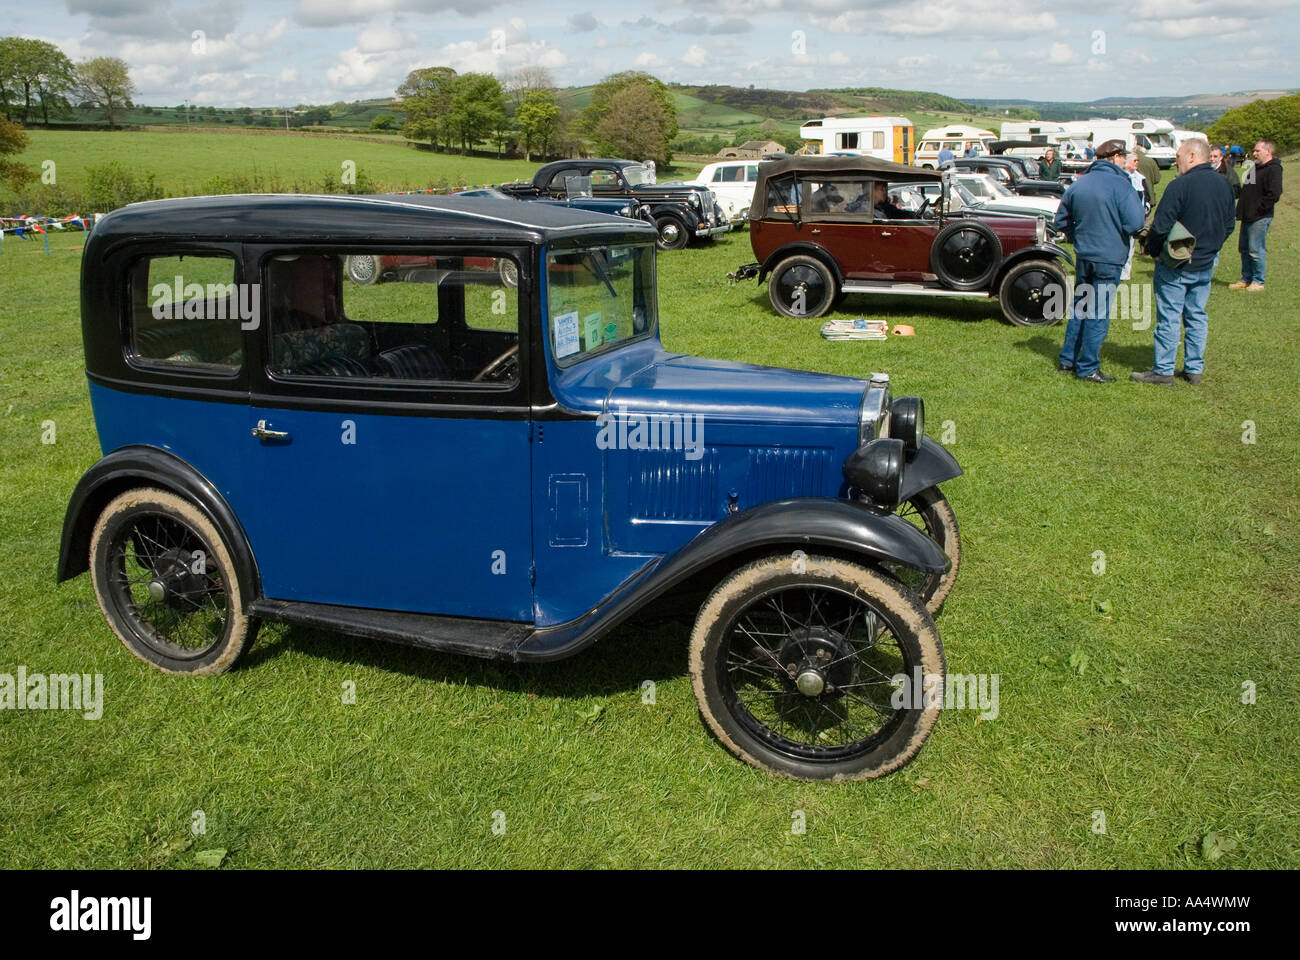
[798,116,914,164]
[913,125,997,168]
[1060,118,1178,168]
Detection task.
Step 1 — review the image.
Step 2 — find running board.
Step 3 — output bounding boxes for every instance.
[248,599,533,660]
[841,282,990,299]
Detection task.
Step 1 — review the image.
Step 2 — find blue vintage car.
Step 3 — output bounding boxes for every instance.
[58,193,962,781]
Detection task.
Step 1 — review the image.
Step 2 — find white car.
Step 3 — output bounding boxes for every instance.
[691,160,760,225]
[952,173,1059,218]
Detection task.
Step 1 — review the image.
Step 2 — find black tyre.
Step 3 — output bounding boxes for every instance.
[690,555,945,781]
[891,486,961,615]
[930,220,1001,291]
[345,254,382,285]
[89,488,258,675]
[768,255,837,319]
[997,259,1067,326]
[655,215,690,251]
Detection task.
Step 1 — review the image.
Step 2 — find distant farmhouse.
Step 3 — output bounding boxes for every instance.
[717,140,785,159]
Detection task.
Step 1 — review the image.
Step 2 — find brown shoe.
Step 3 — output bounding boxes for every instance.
[1228,281,1249,290]
[1247,283,1265,292]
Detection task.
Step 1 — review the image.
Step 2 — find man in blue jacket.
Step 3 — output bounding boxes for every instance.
[1053,139,1147,382]
[1132,138,1236,385]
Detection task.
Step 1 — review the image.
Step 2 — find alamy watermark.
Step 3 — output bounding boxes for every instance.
[595,404,705,461]
[151,276,260,330]
[1,666,103,720]
[891,667,999,721]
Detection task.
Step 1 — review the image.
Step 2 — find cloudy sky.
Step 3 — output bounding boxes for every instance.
[10,0,1299,107]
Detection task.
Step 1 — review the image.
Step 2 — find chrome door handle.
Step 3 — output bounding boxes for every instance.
[810,228,821,234]
[880,231,893,236]
[251,420,289,440]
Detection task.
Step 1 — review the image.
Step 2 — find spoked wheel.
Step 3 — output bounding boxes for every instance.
[891,486,961,615]
[89,488,257,675]
[998,259,1067,326]
[691,555,944,781]
[768,255,836,319]
[497,258,519,289]
[345,255,382,285]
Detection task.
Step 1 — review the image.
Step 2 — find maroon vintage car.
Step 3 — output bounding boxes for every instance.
[730,156,1072,326]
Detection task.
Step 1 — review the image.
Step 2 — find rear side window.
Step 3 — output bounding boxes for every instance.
[129,254,243,371]
[264,252,520,385]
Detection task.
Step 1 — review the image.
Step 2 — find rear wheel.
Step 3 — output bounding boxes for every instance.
[89,488,257,675]
[768,255,837,319]
[998,259,1067,326]
[690,555,944,781]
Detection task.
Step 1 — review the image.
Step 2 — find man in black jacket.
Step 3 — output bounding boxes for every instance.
[1132,138,1236,385]
[1229,140,1284,291]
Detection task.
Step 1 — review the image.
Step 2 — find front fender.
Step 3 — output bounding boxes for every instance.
[899,436,963,502]
[57,445,261,608]
[515,497,947,662]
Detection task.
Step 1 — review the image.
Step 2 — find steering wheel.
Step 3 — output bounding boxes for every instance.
[916,195,937,219]
[473,344,519,383]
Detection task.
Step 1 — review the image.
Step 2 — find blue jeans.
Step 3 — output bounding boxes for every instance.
[1238,217,1272,284]
[1153,260,1215,375]
[1059,259,1121,377]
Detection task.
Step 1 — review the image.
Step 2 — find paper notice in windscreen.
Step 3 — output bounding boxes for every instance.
[583,312,603,349]
[554,311,580,358]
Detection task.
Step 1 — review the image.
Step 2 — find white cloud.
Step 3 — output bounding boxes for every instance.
[682,44,709,67]
[635,52,665,67]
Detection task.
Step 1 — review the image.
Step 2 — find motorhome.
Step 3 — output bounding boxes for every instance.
[913,125,997,168]
[1172,129,1210,150]
[999,121,1068,144]
[798,116,914,164]
[1060,118,1178,168]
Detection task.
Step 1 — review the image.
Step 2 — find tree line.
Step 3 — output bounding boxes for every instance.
[396,67,679,165]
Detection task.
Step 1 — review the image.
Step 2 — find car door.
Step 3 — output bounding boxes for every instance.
[800,177,935,280]
[242,244,534,621]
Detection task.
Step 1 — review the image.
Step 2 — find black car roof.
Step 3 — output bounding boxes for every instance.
[752,155,940,210]
[86,193,654,248]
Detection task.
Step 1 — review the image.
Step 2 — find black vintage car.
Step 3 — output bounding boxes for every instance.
[941,155,1065,198]
[498,158,730,251]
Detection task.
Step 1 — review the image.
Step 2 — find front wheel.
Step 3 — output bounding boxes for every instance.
[768,255,837,319]
[690,555,945,781]
[998,259,1068,326]
[655,215,690,251]
[89,488,258,675]
[892,486,961,615]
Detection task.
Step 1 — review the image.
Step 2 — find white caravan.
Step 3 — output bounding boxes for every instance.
[798,116,915,164]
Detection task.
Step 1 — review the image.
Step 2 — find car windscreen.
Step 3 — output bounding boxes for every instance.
[547,243,656,366]
[621,165,650,187]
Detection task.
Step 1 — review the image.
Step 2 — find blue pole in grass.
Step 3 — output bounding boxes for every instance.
[44,222,50,255]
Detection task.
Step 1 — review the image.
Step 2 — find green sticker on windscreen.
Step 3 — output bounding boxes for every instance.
[583,312,603,349]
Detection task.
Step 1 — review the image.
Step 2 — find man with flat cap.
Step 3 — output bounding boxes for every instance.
[1052,138,1147,382]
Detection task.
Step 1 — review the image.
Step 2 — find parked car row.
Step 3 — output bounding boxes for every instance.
[497,158,731,251]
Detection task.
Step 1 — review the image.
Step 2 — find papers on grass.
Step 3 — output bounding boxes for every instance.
[820,317,889,341]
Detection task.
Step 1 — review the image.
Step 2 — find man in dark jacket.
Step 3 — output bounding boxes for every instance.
[1039,148,1062,181]
[1210,146,1240,198]
[1229,140,1283,291]
[1053,139,1147,382]
[1132,139,1236,385]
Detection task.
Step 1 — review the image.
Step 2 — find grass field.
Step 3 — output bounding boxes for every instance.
[0,151,1297,869]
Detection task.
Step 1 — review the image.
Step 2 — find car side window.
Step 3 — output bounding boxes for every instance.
[128,254,243,371]
[711,166,725,182]
[589,169,621,190]
[803,178,874,220]
[264,252,519,385]
[746,164,759,182]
